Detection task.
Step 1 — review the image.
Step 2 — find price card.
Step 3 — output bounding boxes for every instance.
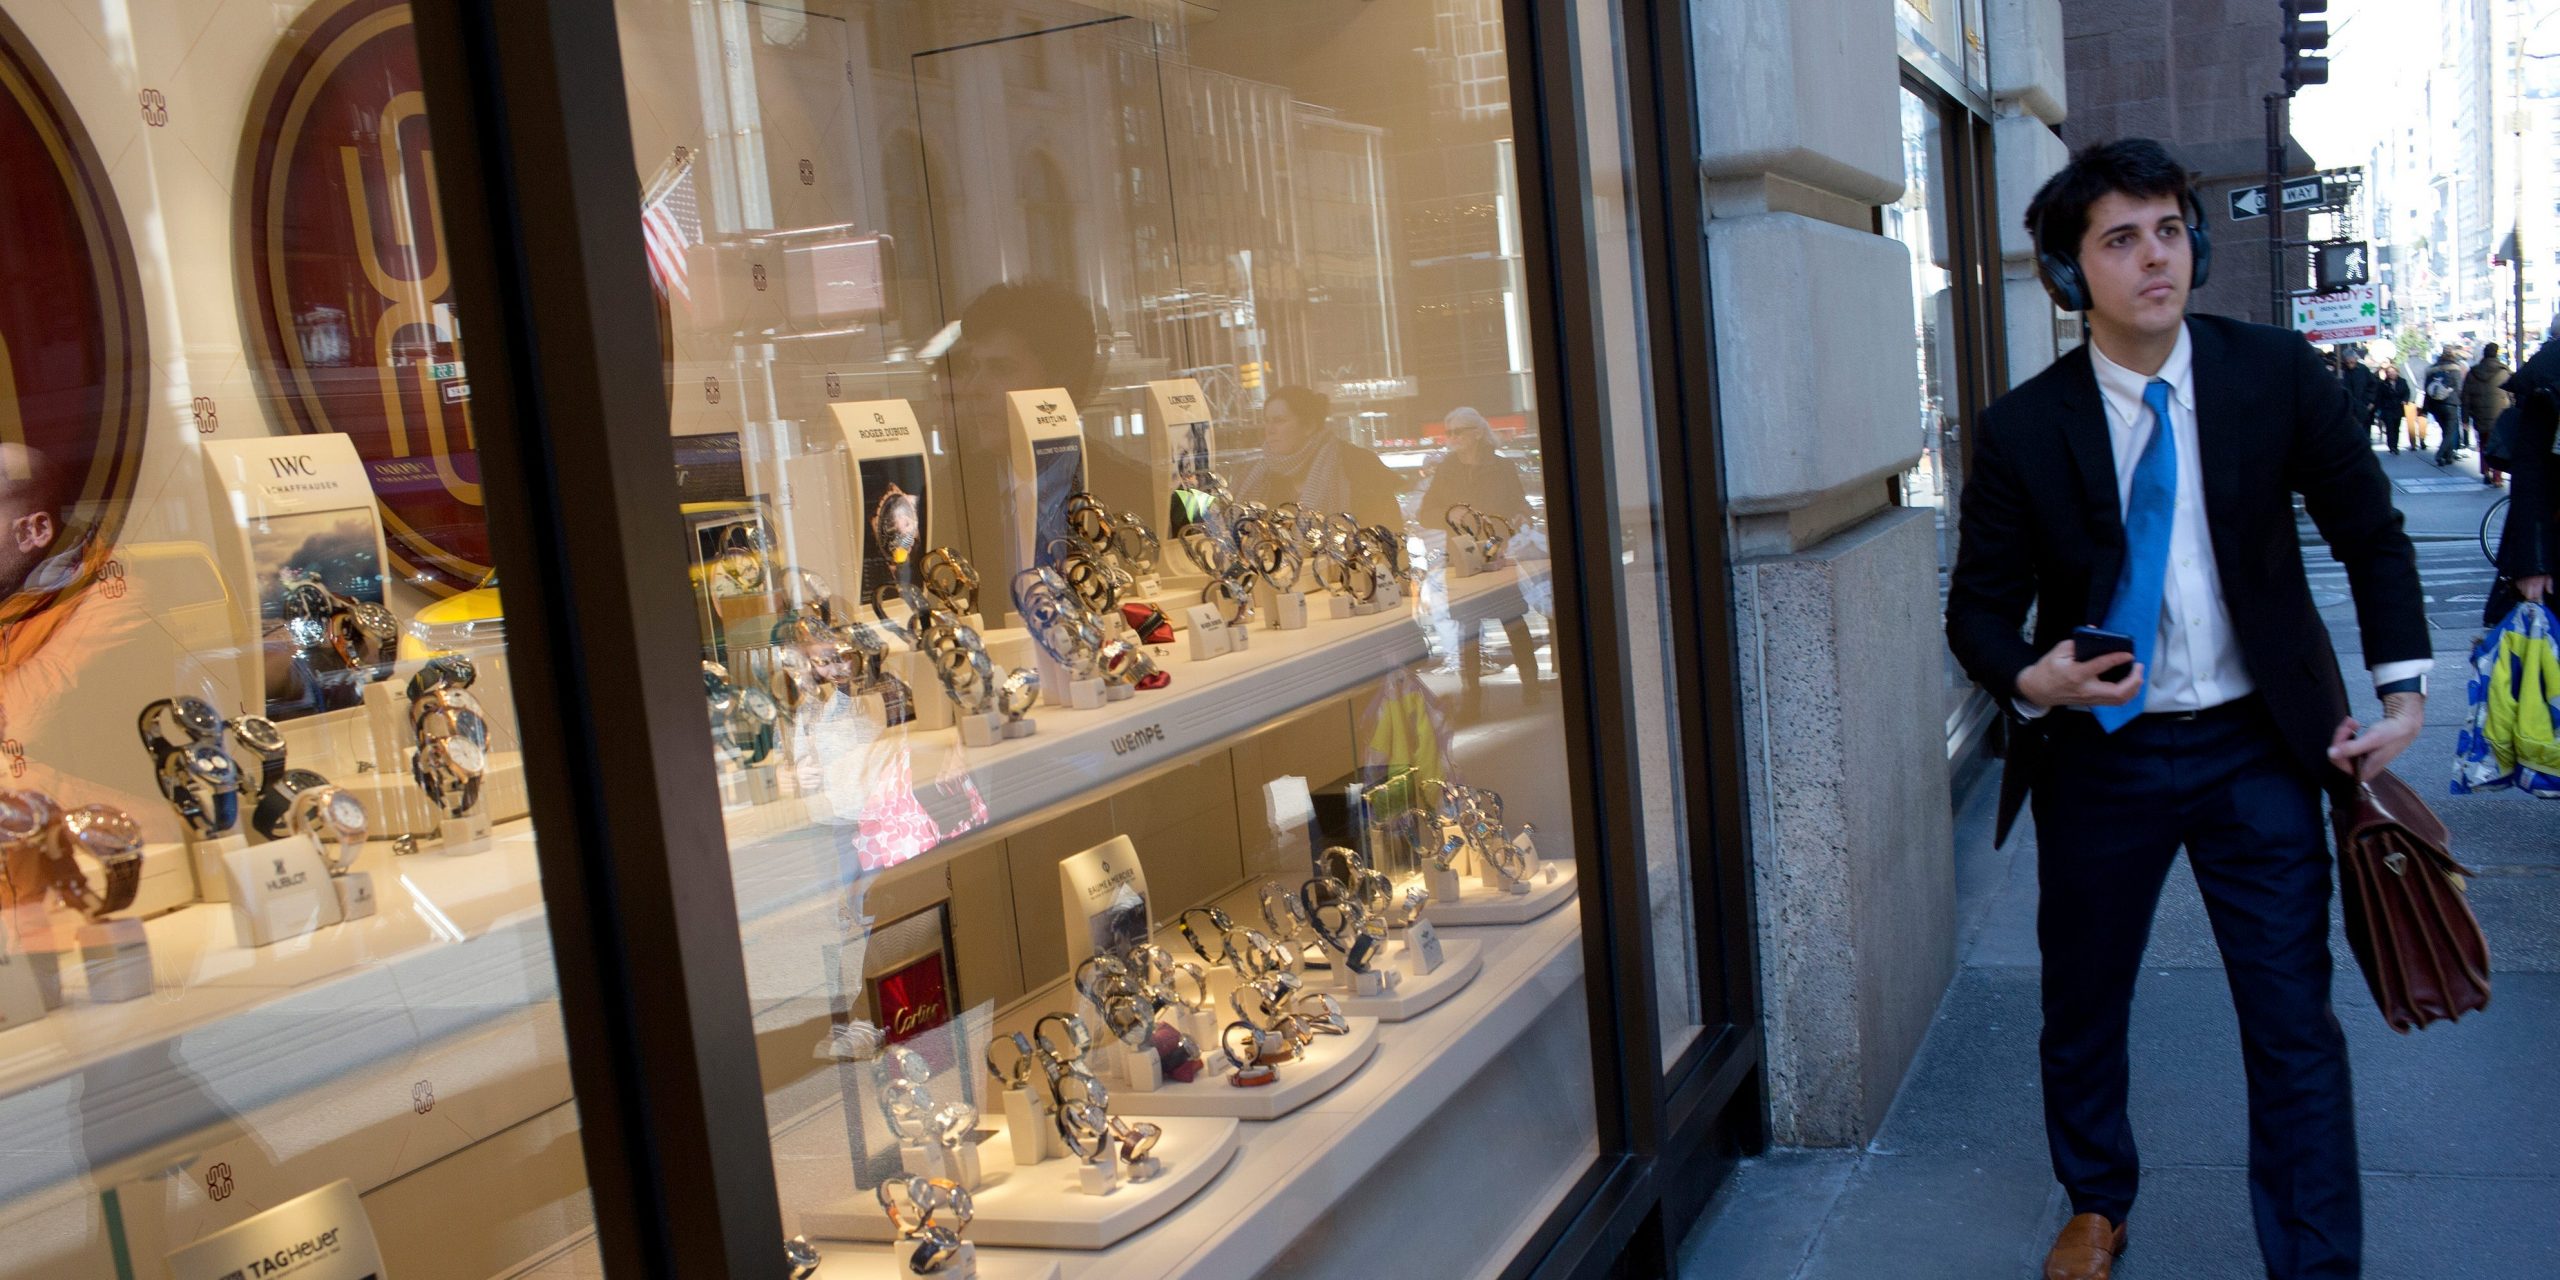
[1405,919,1446,975]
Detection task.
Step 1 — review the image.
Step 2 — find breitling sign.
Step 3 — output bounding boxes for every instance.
[237,0,485,596]
[0,10,150,646]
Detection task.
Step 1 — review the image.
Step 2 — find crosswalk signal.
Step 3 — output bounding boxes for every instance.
[2283,0,2330,92]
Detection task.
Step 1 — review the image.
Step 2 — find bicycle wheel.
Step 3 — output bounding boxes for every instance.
[2483,493,2511,566]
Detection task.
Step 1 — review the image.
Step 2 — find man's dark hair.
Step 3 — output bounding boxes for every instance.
[1266,385,1330,429]
[2482,343,2502,362]
[959,279,1099,402]
[2022,138,2200,259]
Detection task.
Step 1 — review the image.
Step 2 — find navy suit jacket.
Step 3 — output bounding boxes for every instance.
[1946,314,2428,845]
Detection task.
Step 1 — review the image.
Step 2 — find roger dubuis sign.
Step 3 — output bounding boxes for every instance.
[237,0,485,595]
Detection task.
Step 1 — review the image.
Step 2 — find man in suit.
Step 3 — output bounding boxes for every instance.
[1947,139,2429,1280]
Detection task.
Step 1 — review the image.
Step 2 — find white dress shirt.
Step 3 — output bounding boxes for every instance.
[2021,321,2429,718]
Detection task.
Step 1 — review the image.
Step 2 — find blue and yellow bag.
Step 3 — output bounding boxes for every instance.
[2452,601,2560,797]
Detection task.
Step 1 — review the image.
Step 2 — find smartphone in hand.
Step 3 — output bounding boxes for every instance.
[2071,625,2136,683]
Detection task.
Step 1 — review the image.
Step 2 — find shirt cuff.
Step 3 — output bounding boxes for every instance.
[2369,659,2432,694]
[2010,697,2051,721]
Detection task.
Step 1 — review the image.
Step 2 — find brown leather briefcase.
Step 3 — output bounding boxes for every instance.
[2330,771,2493,1032]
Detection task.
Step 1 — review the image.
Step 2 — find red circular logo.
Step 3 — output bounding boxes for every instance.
[238,0,485,596]
[0,11,151,651]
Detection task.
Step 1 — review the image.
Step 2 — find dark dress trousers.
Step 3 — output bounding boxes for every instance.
[1946,315,2427,1280]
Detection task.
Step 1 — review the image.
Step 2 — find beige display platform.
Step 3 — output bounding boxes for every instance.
[805,1248,1060,1280]
[1112,1015,1378,1121]
[799,1115,1240,1251]
[1331,937,1482,1020]
[1415,862,1579,927]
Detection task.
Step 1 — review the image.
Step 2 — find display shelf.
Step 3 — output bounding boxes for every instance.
[763,892,1584,1280]
[807,1248,1062,1280]
[888,570,1532,844]
[793,1115,1242,1250]
[1415,862,1578,927]
[0,822,552,1205]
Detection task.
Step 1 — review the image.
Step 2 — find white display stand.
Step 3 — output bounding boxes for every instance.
[1181,604,1231,660]
[957,711,1004,748]
[828,399,933,606]
[1143,378,1215,534]
[1415,862,1579,927]
[1004,389,1087,576]
[800,1115,1240,1250]
[0,949,47,1028]
[118,845,199,918]
[1102,1017,1379,1121]
[199,435,394,732]
[436,809,493,856]
[219,838,344,947]
[74,921,153,1004]
[1332,938,1481,1021]
[333,871,377,921]
[180,833,250,907]
[1058,836,1150,968]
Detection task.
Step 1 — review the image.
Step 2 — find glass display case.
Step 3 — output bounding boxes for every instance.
[0,1,587,1275]
[0,0,1733,1274]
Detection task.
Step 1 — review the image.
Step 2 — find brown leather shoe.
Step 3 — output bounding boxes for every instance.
[2043,1212,2127,1280]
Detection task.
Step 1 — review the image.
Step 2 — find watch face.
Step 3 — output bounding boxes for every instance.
[324,790,368,834]
[442,737,487,775]
[0,789,60,842]
[234,715,285,756]
[63,805,143,857]
[184,742,241,789]
[350,601,397,639]
[173,697,222,741]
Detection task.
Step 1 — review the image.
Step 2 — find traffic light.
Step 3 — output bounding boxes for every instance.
[2283,0,2330,92]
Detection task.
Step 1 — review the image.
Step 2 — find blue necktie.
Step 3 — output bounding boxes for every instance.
[2094,379,2177,733]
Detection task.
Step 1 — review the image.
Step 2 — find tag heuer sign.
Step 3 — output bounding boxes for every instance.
[237,0,487,596]
[0,10,151,643]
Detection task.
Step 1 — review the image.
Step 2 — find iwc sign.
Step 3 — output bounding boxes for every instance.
[0,9,151,658]
[236,0,485,596]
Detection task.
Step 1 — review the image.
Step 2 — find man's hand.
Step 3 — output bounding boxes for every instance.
[2328,693,2424,782]
[2015,638,2144,710]
[2518,574,2551,603]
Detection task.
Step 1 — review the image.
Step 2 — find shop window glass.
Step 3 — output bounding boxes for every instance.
[1886,86,1977,729]
[0,2,591,1275]
[598,0,1601,1272]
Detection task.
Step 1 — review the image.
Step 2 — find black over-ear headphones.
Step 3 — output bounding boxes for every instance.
[2034,188,2213,313]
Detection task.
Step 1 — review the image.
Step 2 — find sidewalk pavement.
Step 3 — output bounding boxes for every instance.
[1677,443,2559,1279]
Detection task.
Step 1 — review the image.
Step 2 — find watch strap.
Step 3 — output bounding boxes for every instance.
[2376,676,2425,698]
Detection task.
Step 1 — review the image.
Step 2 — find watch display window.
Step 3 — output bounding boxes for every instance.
[0,0,591,1275]
[615,0,1597,1272]
[0,0,1647,1272]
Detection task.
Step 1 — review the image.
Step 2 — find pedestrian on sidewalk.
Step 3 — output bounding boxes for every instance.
[2372,362,2411,453]
[1948,138,2428,1280]
[2340,349,2377,444]
[2494,321,2559,608]
[2425,346,2466,465]
[2466,343,2513,486]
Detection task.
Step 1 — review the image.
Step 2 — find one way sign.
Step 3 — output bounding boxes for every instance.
[2228,177,2326,220]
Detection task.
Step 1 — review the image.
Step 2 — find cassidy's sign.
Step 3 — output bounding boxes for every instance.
[2288,285,2381,344]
